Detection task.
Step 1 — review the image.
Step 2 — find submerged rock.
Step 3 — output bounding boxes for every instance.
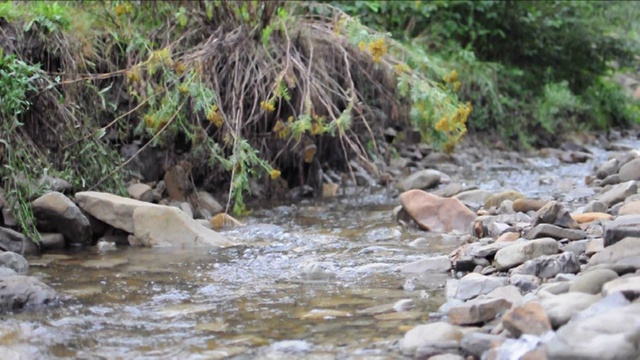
[0,275,58,312]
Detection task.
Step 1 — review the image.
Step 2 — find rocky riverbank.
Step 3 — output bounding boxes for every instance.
[394,132,640,359]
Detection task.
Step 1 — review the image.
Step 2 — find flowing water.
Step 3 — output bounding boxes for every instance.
[2,137,638,359]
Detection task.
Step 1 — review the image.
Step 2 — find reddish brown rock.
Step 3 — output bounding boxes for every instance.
[571,212,613,224]
[399,190,476,233]
[501,302,551,337]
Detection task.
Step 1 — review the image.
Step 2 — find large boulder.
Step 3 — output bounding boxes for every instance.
[0,252,28,275]
[32,191,92,246]
[587,237,640,269]
[75,192,234,248]
[399,190,475,233]
[603,215,640,247]
[0,275,58,312]
[618,158,640,182]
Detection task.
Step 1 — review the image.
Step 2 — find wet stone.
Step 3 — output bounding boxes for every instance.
[454,273,508,301]
[460,332,505,359]
[401,255,451,274]
[0,252,28,275]
[0,275,58,312]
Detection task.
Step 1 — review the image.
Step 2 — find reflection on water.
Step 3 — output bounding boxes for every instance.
[4,139,637,359]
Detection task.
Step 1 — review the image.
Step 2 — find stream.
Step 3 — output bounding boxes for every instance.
[2,136,639,359]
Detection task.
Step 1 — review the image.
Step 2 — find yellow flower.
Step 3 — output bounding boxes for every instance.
[394,63,411,74]
[144,114,154,128]
[177,84,189,94]
[434,116,449,132]
[126,68,141,83]
[443,69,459,83]
[453,81,462,92]
[269,169,281,180]
[114,3,131,16]
[358,41,366,52]
[368,38,387,63]
[260,100,275,112]
[207,105,223,127]
[443,140,455,154]
[273,120,289,139]
[174,61,187,75]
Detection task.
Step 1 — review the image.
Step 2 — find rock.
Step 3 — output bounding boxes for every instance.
[195,191,224,218]
[513,198,547,213]
[401,255,451,274]
[512,252,580,279]
[585,238,604,256]
[454,273,509,301]
[399,169,442,191]
[432,183,464,198]
[587,237,640,268]
[597,180,637,208]
[210,213,244,231]
[454,189,493,206]
[560,239,588,256]
[75,191,233,248]
[32,191,91,246]
[571,212,613,224]
[485,285,524,307]
[163,161,193,201]
[448,297,511,325]
[570,269,619,294]
[603,215,640,247]
[525,224,586,241]
[619,201,640,216]
[321,183,339,198]
[618,158,640,182]
[120,142,165,182]
[600,173,620,186]
[485,190,526,209]
[1,207,16,227]
[538,281,570,295]
[602,275,640,298]
[583,201,608,214]
[546,302,640,359]
[39,175,72,193]
[540,292,601,328]
[496,232,520,243]
[494,238,559,271]
[501,302,551,337]
[596,158,619,179]
[400,322,463,356]
[40,233,65,250]
[460,332,505,358]
[0,275,58,312]
[533,201,578,229]
[399,190,475,233]
[426,354,465,360]
[133,205,234,247]
[0,252,28,275]
[0,227,39,256]
[510,274,541,293]
[127,183,154,202]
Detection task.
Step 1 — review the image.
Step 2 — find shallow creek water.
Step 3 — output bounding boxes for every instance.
[2,138,638,359]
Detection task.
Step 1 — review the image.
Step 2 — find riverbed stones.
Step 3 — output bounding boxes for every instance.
[618,158,640,182]
[571,212,613,223]
[501,302,551,337]
[460,332,505,358]
[400,322,463,356]
[127,183,154,202]
[401,255,451,274]
[494,238,559,270]
[399,190,475,233]
[32,191,91,246]
[511,252,580,279]
[619,201,640,215]
[454,189,493,206]
[540,292,601,328]
[596,158,618,179]
[545,302,640,359]
[597,180,637,207]
[0,275,58,312]
[603,215,640,246]
[525,223,586,240]
[75,191,233,247]
[587,237,640,268]
[484,190,525,209]
[533,201,578,229]
[0,227,39,256]
[512,198,547,213]
[570,268,619,294]
[399,169,442,191]
[0,252,28,275]
[602,275,640,298]
[448,297,511,325]
[454,273,508,301]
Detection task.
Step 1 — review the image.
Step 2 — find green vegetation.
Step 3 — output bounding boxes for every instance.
[333,0,640,147]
